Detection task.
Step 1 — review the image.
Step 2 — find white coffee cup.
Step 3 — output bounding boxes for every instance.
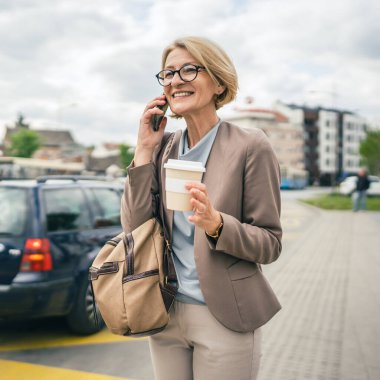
[164,159,206,211]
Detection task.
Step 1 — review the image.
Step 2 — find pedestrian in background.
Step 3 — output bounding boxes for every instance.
[121,36,282,380]
[353,168,370,211]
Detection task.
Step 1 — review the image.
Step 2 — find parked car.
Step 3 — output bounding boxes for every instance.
[0,176,124,334]
[339,175,380,196]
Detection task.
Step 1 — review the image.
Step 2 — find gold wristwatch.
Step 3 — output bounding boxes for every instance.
[206,220,224,239]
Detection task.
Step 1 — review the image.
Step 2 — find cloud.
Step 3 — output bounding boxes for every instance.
[1,0,380,146]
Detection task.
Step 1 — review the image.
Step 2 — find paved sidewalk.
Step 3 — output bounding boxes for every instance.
[259,202,380,380]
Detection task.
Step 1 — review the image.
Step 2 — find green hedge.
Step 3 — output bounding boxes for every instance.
[301,193,380,211]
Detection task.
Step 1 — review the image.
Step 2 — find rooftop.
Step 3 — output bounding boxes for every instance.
[233,107,289,122]
[4,127,77,146]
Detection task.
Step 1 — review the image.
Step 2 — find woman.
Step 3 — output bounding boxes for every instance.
[121,36,282,380]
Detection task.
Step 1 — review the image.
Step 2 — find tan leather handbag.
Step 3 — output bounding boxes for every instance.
[89,133,177,336]
[89,217,176,336]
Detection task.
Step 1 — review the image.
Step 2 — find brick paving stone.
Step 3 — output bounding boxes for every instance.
[259,203,380,380]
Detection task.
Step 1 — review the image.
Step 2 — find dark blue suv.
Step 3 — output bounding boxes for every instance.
[0,176,124,334]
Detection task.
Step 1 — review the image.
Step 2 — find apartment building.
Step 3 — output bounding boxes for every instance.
[275,102,367,185]
[341,113,367,175]
[223,106,305,171]
[319,110,339,182]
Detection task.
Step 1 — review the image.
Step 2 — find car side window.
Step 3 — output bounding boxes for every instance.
[0,188,28,235]
[89,188,121,228]
[43,188,92,232]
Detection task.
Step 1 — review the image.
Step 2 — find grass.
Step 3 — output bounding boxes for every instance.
[300,193,380,211]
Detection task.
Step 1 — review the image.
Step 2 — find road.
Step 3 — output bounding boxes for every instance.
[1,188,379,380]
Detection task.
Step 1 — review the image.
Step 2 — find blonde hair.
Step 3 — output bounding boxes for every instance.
[161,36,238,116]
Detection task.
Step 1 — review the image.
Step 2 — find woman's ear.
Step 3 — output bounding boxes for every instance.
[216,84,226,95]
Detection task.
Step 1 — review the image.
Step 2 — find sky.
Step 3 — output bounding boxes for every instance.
[1,0,380,147]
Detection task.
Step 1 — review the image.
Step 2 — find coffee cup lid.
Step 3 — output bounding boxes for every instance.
[164,159,206,172]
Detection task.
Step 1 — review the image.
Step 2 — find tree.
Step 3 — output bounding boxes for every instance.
[8,129,41,158]
[360,131,380,175]
[119,144,134,169]
[6,113,30,129]
[14,114,29,128]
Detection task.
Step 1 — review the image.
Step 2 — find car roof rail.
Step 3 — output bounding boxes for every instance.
[0,177,35,183]
[36,175,112,183]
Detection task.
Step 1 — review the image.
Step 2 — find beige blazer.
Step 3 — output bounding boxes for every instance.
[121,121,282,332]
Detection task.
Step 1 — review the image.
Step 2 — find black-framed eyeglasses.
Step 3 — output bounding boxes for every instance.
[155,64,205,86]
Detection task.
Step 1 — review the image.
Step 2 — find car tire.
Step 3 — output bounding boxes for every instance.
[66,274,104,335]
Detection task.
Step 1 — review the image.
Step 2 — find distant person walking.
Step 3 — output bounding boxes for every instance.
[353,169,370,211]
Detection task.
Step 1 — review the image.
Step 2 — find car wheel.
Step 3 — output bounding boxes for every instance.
[66,274,104,335]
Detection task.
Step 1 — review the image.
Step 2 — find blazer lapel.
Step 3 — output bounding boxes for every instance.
[194,123,227,247]
[202,122,226,207]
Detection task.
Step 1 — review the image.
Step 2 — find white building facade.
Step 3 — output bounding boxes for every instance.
[341,113,367,174]
[274,102,368,184]
[318,110,339,175]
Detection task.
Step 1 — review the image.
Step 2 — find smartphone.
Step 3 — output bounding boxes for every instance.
[152,99,169,132]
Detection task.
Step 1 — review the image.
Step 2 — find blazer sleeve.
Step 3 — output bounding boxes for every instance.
[211,130,282,264]
[120,141,165,233]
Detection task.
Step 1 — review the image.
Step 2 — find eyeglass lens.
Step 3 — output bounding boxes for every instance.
[157,64,200,86]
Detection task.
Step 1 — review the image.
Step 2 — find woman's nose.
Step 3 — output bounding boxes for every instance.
[170,71,184,86]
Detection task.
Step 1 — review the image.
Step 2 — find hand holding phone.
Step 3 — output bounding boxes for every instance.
[152,99,169,132]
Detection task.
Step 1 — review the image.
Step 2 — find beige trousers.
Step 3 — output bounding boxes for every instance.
[149,301,262,380]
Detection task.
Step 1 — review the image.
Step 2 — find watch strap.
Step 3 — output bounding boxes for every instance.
[206,220,223,239]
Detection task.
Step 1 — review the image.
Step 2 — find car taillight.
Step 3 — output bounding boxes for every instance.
[20,238,53,272]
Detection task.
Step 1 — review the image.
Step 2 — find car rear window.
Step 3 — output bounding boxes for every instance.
[43,188,92,232]
[0,187,28,235]
[88,188,122,228]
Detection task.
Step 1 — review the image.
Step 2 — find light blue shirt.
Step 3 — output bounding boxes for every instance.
[172,120,221,304]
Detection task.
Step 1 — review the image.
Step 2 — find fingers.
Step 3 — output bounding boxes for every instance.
[188,185,210,223]
[144,95,167,113]
[189,188,207,203]
[186,183,208,213]
[158,116,168,130]
[136,96,168,154]
[141,96,168,131]
[186,182,207,195]
[185,183,221,234]
[188,213,203,224]
[190,197,206,213]
[143,104,166,121]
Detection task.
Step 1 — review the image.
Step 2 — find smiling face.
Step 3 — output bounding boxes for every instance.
[163,48,222,120]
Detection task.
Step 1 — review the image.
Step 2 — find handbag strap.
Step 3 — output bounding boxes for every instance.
[155,132,173,237]
[155,131,178,286]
